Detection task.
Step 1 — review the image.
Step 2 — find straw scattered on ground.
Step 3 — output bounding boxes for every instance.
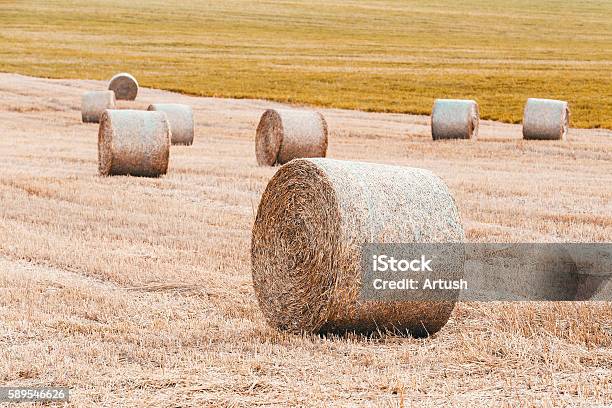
[0,74,610,407]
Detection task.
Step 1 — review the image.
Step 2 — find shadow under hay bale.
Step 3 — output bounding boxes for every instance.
[523,98,569,140]
[255,108,328,166]
[98,110,170,177]
[431,99,479,140]
[81,91,115,123]
[251,158,465,337]
[108,72,139,101]
[148,103,194,145]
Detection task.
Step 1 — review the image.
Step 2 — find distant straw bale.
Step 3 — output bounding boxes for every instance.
[523,98,569,140]
[148,104,194,145]
[81,91,115,123]
[98,110,170,177]
[431,99,479,140]
[108,73,139,101]
[255,109,328,166]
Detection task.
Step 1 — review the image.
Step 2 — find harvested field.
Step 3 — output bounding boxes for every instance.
[0,74,611,406]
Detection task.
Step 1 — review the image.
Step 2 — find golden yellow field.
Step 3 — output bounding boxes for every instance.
[1,0,612,128]
[0,74,610,406]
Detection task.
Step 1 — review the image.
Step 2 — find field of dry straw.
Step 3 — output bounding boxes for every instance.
[0,73,611,406]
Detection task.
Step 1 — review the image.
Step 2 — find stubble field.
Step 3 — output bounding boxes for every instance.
[0,74,610,406]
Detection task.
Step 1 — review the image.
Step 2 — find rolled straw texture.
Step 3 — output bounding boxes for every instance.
[431,99,479,140]
[255,109,328,166]
[251,158,465,337]
[98,110,170,177]
[522,98,569,140]
[81,91,116,123]
[108,73,139,101]
[148,104,195,145]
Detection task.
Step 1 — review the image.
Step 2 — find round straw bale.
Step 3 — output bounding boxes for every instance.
[522,98,569,140]
[98,110,170,177]
[81,91,115,123]
[148,104,194,145]
[255,109,328,166]
[251,158,465,337]
[431,99,479,140]
[108,73,139,101]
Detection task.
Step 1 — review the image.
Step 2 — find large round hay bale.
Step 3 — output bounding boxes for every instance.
[81,91,116,123]
[255,108,328,166]
[431,99,479,140]
[108,73,139,101]
[251,158,465,337]
[98,110,170,177]
[522,98,569,140]
[147,104,194,145]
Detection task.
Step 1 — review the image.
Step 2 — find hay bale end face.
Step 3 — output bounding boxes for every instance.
[523,98,570,140]
[81,91,116,123]
[255,108,328,166]
[148,104,195,145]
[108,73,139,101]
[431,99,479,140]
[251,158,465,337]
[98,110,170,177]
